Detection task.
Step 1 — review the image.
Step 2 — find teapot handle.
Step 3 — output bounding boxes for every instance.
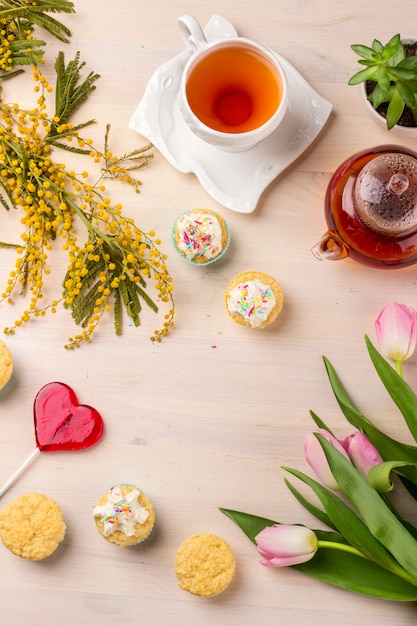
[311,231,349,261]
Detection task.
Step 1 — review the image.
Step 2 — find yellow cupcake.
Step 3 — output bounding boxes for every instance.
[0,492,66,560]
[93,484,155,547]
[225,270,284,329]
[0,340,13,390]
[175,533,236,597]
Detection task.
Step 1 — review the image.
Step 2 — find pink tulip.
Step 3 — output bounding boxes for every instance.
[342,432,383,479]
[304,428,351,490]
[255,524,318,567]
[375,302,417,366]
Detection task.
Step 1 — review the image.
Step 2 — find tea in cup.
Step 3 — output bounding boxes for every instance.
[177,14,288,152]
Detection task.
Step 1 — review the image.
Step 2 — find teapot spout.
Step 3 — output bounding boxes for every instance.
[312,230,349,261]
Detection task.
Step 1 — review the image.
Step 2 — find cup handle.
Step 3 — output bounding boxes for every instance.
[177,14,208,51]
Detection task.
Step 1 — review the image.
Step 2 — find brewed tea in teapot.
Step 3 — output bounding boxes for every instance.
[313,145,417,268]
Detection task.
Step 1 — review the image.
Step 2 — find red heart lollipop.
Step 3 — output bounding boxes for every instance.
[34,382,104,451]
[0,382,104,497]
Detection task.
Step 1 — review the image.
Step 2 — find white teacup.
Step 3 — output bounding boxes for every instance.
[177,14,288,153]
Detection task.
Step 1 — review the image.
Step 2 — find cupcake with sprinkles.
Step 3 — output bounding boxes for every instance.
[172,209,230,265]
[92,484,155,547]
[225,270,284,329]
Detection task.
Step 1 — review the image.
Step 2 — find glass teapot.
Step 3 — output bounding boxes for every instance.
[312,145,417,268]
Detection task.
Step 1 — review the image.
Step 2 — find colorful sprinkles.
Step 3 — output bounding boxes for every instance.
[103,496,134,526]
[173,209,229,265]
[233,281,275,320]
[92,486,150,537]
[225,272,283,329]
[181,213,219,259]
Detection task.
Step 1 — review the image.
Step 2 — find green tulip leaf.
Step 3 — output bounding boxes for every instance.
[319,434,417,583]
[322,354,417,491]
[365,335,417,442]
[283,466,402,574]
[219,509,276,543]
[309,410,336,437]
[219,509,417,600]
[295,547,417,601]
[219,508,345,544]
[368,460,417,492]
[284,477,336,530]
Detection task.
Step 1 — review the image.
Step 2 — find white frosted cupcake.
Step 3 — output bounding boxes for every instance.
[225,270,284,329]
[92,484,155,547]
[172,209,230,265]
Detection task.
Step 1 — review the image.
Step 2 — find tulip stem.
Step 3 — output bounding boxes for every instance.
[395,360,403,378]
[317,540,367,559]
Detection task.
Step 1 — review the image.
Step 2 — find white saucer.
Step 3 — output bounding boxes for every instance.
[129,15,332,214]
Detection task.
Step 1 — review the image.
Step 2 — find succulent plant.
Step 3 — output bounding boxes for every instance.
[348,34,417,130]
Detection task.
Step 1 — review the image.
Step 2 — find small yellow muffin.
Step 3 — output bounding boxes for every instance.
[0,340,13,390]
[172,209,230,265]
[0,492,66,560]
[175,533,236,597]
[225,270,284,329]
[93,484,155,547]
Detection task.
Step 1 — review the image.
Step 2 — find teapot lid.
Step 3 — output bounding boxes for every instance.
[354,152,417,237]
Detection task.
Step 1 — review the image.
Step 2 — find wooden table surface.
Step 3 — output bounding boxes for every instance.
[1,1,417,624]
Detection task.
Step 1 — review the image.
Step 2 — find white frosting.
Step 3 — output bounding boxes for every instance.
[92,486,149,537]
[227,278,276,328]
[177,211,223,261]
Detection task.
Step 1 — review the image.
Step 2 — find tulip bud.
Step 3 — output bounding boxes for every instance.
[375,302,417,366]
[255,524,318,567]
[304,428,351,490]
[342,431,383,479]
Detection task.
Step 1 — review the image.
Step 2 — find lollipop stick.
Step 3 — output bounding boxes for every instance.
[0,448,41,498]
